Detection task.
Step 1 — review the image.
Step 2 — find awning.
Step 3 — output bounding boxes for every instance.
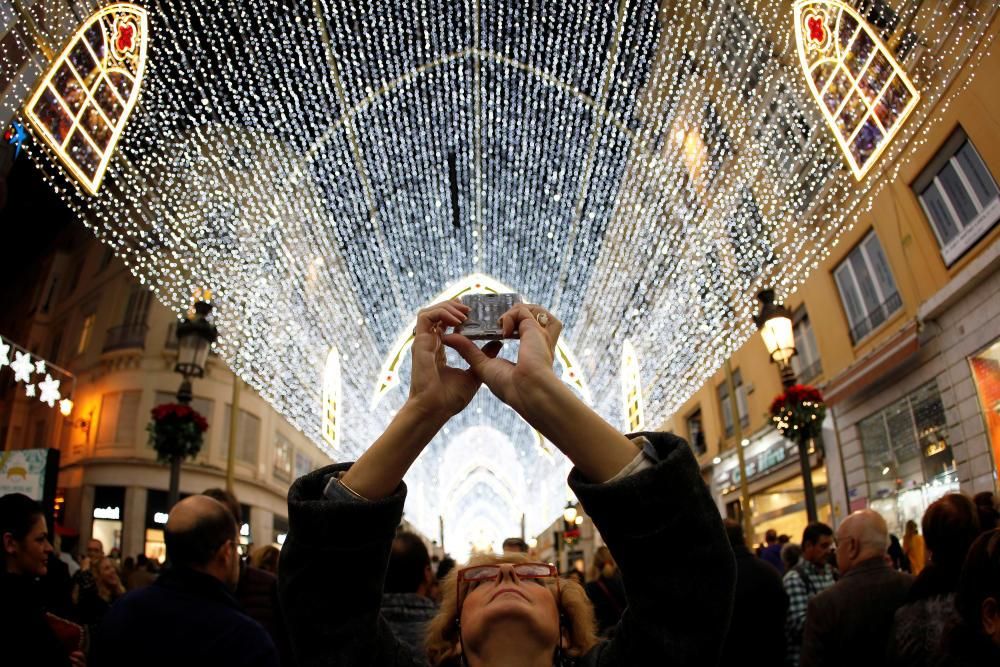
[822,319,921,405]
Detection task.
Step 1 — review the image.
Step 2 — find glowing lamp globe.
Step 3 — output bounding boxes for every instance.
[754,290,796,366]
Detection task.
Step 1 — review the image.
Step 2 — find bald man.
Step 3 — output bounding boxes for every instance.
[94,496,279,667]
[799,510,913,667]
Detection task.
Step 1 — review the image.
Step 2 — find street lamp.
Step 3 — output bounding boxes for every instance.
[753,289,818,523]
[168,299,218,508]
[562,502,578,524]
[754,289,797,388]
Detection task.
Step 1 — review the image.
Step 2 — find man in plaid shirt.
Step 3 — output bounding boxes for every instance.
[784,522,836,666]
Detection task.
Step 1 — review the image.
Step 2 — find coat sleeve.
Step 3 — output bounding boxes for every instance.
[278,463,423,667]
[572,432,736,667]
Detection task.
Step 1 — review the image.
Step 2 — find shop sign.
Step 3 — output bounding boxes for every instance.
[714,434,801,491]
[93,506,121,520]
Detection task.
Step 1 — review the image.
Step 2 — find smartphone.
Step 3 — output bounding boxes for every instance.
[455,293,522,340]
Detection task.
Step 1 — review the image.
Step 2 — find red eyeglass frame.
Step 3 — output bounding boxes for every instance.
[455,562,560,613]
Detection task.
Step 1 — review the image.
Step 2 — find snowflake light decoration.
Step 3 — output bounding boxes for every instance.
[8,0,996,553]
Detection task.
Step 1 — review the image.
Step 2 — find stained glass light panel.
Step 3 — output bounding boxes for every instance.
[794,0,919,180]
[24,3,148,195]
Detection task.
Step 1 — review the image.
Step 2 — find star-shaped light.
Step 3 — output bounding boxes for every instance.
[38,374,61,407]
[24,384,36,398]
[0,338,10,369]
[10,351,34,383]
[34,359,46,374]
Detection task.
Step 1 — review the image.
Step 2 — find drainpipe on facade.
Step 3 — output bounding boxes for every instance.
[724,358,754,545]
[226,378,241,494]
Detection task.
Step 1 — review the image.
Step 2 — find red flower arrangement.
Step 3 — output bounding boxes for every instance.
[147,402,209,462]
[769,384,826,442]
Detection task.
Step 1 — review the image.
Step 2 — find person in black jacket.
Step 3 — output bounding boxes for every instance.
[95,495,279,667]
[279,299,736,666]
[584,546,627,637]
[1,492,84,667]
[721,519,788,662]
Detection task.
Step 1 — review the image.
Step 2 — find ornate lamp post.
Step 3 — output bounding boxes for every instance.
[168,299,218,508]
[754,289,797,388]
[753,289,818,523]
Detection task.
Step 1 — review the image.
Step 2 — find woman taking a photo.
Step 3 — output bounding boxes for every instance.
[279,300,735,665]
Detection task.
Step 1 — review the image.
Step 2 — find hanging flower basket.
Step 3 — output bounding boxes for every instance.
[147,403,209,462]
[769,384,827,442]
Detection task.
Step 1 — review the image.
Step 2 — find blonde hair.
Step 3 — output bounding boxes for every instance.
[250,544,280,573]
[424,553,599,666]
[587,545,615,582]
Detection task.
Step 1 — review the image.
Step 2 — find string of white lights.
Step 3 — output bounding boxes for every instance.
[4,0,995,555]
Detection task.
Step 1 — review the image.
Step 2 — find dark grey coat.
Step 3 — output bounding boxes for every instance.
[278,432,736,666]
[800,557,913,667]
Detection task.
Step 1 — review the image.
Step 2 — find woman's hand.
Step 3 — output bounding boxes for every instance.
[450,303,639,482]
[408,300,501,419]
[445,303,562,420]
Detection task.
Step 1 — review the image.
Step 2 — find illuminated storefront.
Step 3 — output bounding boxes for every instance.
[857,380,960,537]
[971,340,1000,481]
[712,427,831,543]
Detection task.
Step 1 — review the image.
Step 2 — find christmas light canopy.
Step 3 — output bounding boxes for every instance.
[10,0,996,556]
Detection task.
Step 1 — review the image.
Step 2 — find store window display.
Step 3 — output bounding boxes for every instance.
[970,340,1000,478]
[859,380,959,536]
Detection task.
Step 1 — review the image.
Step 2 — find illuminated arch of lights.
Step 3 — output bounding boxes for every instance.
[6,0,996,549]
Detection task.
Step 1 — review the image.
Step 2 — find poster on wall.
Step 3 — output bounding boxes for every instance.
[0,448,59,511]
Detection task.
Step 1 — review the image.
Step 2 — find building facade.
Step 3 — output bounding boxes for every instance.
[0,224,334,560]
[664,16,1000,540]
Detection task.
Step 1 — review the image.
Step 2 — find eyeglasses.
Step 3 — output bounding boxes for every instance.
[455,562,559,611]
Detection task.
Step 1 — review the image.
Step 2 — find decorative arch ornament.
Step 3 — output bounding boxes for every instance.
[621,339,645,432]
[322,347,341,450]
[793,0,919,180]
[24,3,149,195]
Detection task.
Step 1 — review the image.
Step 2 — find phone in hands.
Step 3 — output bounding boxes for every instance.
[454,293,522,340]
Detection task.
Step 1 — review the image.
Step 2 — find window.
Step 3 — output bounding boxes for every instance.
[757,80,814,175]
[96,391,142,445]
[223,406,261,465]
[77,314,95,355]
[687,409,706,456]
[834,230,901,343]
[97,247,115,273]
[859,381,957,531]
[726,189,773,284]
[294,452,312,480]
[914,128,1000,266]
[274,434,293,481]
[717,370,749,439]
[791,307,822,382]
[713,1,770,97]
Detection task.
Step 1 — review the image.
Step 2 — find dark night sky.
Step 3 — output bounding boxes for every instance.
[0,153,75,325]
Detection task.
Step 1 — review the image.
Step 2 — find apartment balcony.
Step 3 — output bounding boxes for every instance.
[102,323,149,352]
[850,292,903,344]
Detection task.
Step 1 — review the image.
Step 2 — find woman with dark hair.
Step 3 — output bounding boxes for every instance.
[940,528,1000,665]
[0,492,85,666]
[279,300,735,666]
[888,494,981,666]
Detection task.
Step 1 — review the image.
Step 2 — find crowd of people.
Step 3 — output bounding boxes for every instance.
[2,299,1000,666]
[728,491,1000,667]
